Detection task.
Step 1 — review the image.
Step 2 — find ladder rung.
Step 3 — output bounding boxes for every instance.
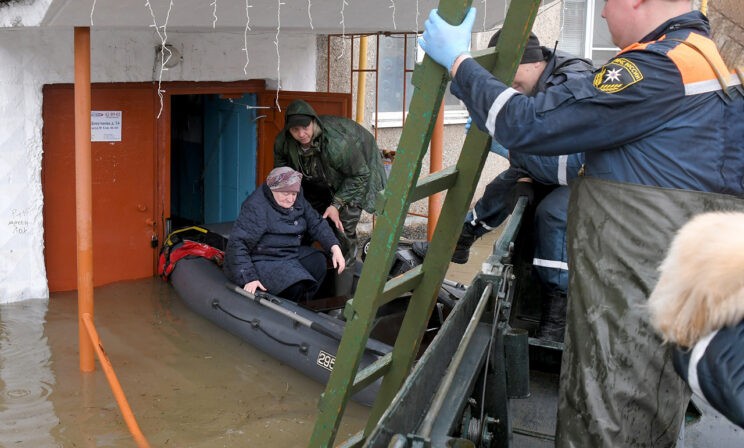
[470,46,498,68]
[379,264,424,306]
[351,352,392,394]
[410,165,458,203]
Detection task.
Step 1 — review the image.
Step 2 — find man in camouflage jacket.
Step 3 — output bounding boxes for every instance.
[274,99,386,264]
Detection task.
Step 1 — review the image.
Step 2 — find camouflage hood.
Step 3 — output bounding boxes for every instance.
[274,99,386,213]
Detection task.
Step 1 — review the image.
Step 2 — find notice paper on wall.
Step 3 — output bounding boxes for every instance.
[91,111,122,142]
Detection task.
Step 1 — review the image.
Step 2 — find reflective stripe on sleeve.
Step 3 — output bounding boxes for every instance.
[685,78,725,95]
[486,87,519,136]
[688,330,719,401]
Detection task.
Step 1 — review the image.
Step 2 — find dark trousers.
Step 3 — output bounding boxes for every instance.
[277,246,328,301]
[335,204,362,265]
[465,167,525,237]
[304,183,363,264]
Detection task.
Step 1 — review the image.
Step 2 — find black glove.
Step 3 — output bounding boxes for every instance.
[510,180,534,211]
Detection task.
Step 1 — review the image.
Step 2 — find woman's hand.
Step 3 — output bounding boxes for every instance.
[323,205,344,232]
[330,245,346,274]
[243,280,267,295]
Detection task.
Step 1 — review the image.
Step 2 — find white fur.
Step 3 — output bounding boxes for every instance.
[648,212,744,348]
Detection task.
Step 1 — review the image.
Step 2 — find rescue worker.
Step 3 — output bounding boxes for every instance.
[274,100,387,266]
[412,30,593,342]
[419,0,744,446]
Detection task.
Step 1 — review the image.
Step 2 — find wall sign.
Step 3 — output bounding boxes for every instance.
[91,111,122,142]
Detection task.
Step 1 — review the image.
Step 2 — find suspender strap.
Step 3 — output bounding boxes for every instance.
[669,37,731,95]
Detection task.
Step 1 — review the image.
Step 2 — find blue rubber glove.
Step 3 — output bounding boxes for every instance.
[465,116,472,133]
[418,8,477,71]
[490,140,509,159]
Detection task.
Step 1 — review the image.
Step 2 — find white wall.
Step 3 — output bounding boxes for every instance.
[0,27,317,303]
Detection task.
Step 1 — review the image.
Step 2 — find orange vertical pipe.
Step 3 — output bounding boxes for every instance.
[427,101,444,240]
[75,27,95,372]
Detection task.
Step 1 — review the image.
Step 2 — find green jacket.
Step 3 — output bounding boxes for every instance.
[273,100,386,213]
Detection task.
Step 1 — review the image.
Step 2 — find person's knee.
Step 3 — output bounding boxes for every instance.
[535,197,566,225]
[299,248,329,283]
[278,280,319,301]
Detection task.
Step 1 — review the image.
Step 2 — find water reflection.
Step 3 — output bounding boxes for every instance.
[0,299,60,447]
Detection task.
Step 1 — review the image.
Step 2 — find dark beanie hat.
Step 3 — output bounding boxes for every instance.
[488,30,547,64]
[286,113,313,128]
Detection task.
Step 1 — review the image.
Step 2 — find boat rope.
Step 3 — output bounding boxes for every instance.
[211,299,308,352]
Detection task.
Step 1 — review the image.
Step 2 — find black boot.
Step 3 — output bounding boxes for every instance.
[536,291,568,343]
[450,226,477,263]
[411,224,478,264]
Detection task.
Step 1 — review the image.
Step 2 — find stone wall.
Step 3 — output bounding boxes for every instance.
[708,0,744,68]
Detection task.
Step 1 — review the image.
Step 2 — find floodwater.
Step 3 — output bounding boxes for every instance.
[0,231,495,448]
[0,278,370,447]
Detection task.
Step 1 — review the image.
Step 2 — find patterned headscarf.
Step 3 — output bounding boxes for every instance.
[266,166,303,193]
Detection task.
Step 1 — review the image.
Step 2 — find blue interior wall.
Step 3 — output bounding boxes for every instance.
[203,93,257,223]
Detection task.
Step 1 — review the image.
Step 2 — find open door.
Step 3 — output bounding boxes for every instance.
[170,93,259,226]
[203,93,258,223]
[256,91,352,182]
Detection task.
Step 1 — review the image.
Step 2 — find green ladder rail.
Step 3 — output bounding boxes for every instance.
[309,1,542,446]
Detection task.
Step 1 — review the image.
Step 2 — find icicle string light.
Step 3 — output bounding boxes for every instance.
[415,0,420,62]
[337,0,348,60]
[416,0,419,32]
[389,0,396,30]
[145,0,174,118]
[243,0,252,75]
[90,0,97,26]
[482,0,487,32]
[559,0,566,41]
[307,0,314,30]
[228,99,272,110]
[275,0,284,111]
[211,0,218,28]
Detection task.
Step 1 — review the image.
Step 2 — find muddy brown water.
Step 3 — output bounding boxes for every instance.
[0,278,370,447]
[0,233,495,447]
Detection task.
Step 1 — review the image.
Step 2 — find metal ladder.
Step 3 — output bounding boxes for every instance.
[309,1,542,446]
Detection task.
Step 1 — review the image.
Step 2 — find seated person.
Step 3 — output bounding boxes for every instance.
[224,167,345,301]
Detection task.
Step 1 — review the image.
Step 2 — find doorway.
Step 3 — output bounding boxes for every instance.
[169,93,258,229]
[41,81,352,292]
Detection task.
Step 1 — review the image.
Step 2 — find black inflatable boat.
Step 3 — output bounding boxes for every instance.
[165,224,463,406]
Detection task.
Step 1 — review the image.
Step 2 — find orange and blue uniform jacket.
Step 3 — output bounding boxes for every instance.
[453,11,744,196]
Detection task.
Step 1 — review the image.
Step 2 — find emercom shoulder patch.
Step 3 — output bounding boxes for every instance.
[593,58,644,94]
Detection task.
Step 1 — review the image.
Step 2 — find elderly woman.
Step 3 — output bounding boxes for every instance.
[224,167,345,302]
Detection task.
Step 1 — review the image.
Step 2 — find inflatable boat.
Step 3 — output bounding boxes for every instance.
[165,223,463,406]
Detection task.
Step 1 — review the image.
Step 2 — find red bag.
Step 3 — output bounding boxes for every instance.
[158,227,226,280]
